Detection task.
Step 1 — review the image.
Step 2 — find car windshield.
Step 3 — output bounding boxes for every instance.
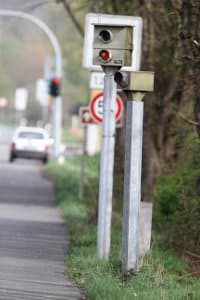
[18,132,44,140]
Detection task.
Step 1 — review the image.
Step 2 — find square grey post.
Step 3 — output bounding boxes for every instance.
[121,100,144,273]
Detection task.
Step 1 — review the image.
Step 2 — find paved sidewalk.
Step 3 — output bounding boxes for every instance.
[0,161,82,300]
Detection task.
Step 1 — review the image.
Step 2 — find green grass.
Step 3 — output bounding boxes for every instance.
[46,157,200,300]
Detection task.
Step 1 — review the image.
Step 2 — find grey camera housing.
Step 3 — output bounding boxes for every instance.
[82,14,143,71]
[115,71,155,92]
[93,25,133,67]
[128,71,154,91]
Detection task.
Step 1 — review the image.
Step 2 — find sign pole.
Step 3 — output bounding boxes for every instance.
[97,69,117,259]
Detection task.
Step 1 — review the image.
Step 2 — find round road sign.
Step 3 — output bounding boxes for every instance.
[89,92,123,123]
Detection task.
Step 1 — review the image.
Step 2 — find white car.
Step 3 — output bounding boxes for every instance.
[9,127,50,164]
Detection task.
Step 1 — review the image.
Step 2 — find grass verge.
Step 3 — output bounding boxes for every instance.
[46,156,200,300]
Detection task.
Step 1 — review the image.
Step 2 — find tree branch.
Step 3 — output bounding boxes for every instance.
[185,250,200,260]
[179,112,200,126]
[56,0,84,38]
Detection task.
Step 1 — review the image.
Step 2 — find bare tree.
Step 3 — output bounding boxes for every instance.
[56,0,84,37]
[172,0,200,137]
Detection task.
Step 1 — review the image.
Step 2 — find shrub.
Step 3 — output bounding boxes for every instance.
[153,134,200,256]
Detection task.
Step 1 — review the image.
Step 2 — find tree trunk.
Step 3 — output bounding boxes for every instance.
[175,0,200,137]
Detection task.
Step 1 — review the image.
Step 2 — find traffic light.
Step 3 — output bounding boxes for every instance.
[93,25,133,67]
[114,71,155,91]
[49,77,61,97]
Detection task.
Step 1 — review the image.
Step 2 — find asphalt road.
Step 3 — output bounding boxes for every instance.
[0,125,82,300]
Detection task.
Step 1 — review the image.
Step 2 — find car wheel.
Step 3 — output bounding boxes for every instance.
[9,153,15,163]
[42,156,48,164]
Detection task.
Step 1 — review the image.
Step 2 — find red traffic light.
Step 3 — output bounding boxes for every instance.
[52,77,60,85]
[49,77,61,97]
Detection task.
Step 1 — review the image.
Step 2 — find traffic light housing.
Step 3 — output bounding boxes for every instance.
[93,25,133,67]
[49,77,61,97]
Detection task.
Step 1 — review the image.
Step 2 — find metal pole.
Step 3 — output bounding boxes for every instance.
[53,95,62,157]
[78,126,87,200]
[97,70,116,259]
[0,10,62,157]
[121,96,144,273]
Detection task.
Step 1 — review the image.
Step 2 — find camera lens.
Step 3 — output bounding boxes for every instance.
[99,30,112,43]
[114,72,123,83]
[114,72,129,88]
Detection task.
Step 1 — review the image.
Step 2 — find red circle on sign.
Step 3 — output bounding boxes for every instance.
[89,92,123,124]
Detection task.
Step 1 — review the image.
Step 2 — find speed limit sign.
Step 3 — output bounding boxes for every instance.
[89,92,123,123]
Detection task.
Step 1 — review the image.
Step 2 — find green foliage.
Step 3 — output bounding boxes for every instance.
[46,156,199,300]
[82,0,142,14]
[153,134,200,254]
